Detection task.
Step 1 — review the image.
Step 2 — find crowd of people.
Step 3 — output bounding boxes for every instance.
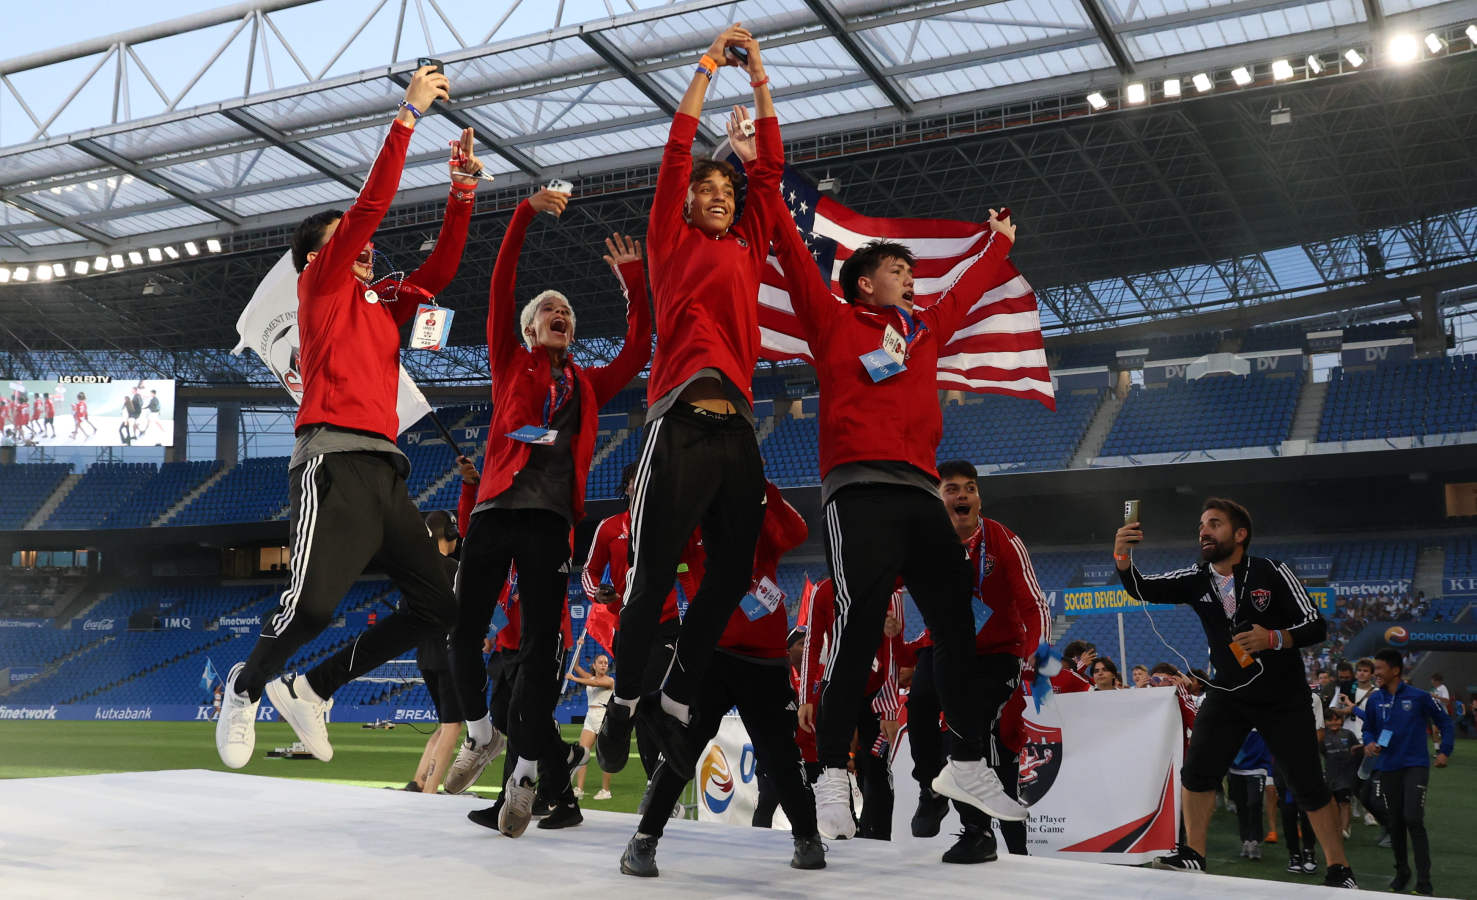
[201,26,1462,892]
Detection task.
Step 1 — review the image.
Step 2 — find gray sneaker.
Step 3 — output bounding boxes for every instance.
[498,775,537,838]
[444,730,506,794]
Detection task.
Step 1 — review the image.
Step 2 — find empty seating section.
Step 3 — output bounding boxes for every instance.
[86,584,277,625]
[401,440,456,500]
[169,456,290,526]
[935,391,1102,472]
[44,462,157,530]
[1318,356,1477,441]
[760,416,821,487]
[103,460,223,528]
[1100,373,1302,457]
[0,463,71,528]
[586,428,642,500]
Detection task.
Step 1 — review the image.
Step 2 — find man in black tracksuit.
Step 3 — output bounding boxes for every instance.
[1115,497,1357,889]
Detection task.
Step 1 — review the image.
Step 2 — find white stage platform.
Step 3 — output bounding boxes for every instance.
[0,770,1404,898]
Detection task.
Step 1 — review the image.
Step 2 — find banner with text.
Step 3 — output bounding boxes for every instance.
[1061,586,1173,615]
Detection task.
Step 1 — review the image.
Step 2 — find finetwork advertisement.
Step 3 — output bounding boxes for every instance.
[2,377,175,448]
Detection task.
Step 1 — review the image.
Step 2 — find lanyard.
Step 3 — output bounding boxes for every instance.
[542,364,575,428]
[970,527,987,597]
[893,307,927,348]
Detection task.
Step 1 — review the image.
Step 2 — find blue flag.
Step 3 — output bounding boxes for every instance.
[201,657,219,693]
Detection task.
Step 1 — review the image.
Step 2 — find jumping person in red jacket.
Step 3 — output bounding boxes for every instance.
[216,65,480,770]
[69,392,95,440]
[619,482,825,877]
[907,459,1049,862]
[443,184,651,838]
[596,24,787,786]
[735,105,1024,840]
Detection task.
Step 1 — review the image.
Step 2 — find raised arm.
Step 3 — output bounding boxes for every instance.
[915,210,1017,342]
[1113,522,1201,606]
[587,233,653,405]
[304,66,448,294]
[487,190,566,371]
[397,129,484,322]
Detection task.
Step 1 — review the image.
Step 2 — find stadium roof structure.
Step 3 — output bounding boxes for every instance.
[2,0,1477,381]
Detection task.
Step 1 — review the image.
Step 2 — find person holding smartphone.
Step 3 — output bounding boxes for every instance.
[1113,497,1357,888]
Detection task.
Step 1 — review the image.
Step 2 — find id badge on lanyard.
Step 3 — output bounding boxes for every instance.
[410,303,454,350]
[739,576,786,621]
[859,311,921,383]
[507,366,573,445]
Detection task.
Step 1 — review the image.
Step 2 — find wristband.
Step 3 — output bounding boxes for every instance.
[398,100,423,120]
[451,186,477,202]
[1113,553,1130,562]
[750,76,771,88]
[697,54,718,78]
[1272,629,1284,650]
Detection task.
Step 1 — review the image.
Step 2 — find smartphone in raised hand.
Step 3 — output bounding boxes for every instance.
[1124,499,1141,526]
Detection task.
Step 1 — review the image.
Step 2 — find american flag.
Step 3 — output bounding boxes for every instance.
[748,163,1055,409]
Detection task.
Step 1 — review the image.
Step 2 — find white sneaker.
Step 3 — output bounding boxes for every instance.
[593,789,612,800]
[572,787,586,799]
[215,663,259,769]
[933,758,1028,822]
[814,767,856,840]
[265,673,333,762]
[498,775,537,838]
[444,728,506,794]
[1363,812,1377,826]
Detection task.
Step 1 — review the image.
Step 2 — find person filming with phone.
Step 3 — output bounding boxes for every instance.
[1111,498,1357,888]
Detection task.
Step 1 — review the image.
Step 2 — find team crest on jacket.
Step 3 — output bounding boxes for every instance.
[981,553,996,578]
[1401,699,1413,712]
[1251,588,1272,611]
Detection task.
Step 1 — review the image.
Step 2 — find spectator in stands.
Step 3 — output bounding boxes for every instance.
[1089,657,1121,691]
[445,188,651,840]
[1320,707,1361,839]
[403,506,466,794]
[1061,640,1097,677]
[567,655,615,800]
[1116,497,1357,887]
[214,65,474,773]
[1131,664,1151,688]
[1344,649,1453,895]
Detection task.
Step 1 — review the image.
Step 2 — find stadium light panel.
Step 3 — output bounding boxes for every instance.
[74,260,89,275]
[1424,33,1444,54]
[94,256,108,272]
[205,238,222,253]
[1271,59,1294,81]
[37,265,52,281]
[1230,66,1253,86]
[111,253,126,269]
[147,247,163,263]
[1307,54,1324,74]
[13,266,28,281]
[1468,25,1477,45]
[0,268,9,283]
[1345,48,1364,67]
[163,246,179,260]
[184,241,199,256]
[128,251,144,265]
[1192,72,1213,92]
[1163,78,1181,97]
[1125,82,1146,104]
[1389,33,1419,64]
[51,263,65,277]
[1086,91,1108,110]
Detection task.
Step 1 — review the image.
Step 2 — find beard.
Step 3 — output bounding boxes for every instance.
[1200,537,1236,563]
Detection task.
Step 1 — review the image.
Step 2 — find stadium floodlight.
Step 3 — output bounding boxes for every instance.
[1468,25,1477,45]
[1230,66,1253,86]
[184,241,199,256]
[74,260,89,275]
[37,265,52,281]
[1388,33,1419,64]
[51,263,65,277]
[1125,82,1146,104]
[1163,78,1181,97]
[13,266,28,281]
[163,246,179,260]
[128,250,144,265]
[205,238,222,253]
[1272,59,1294,80]
[1345,48,1365,67]
[111,253,126,269]
[1086,91,1108,110]
[1307,54,1325,74]
[94,256,108,272]
[1424,33,1444,54]
[0,268,9,283]
[147,247,163,263]
[1192,72,1213,92]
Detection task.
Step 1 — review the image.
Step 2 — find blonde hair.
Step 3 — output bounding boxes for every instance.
[520,290,576,349]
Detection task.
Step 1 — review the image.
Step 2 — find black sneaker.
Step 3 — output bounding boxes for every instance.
[467,802,501,831]
[531,797,553,818]
[1300,850,1319,874]
[1285,856,1304,874]
[911,790,950,838]
[942,825,998,864]
[620,834,659,878]
[1151,845,1207,872]
[596,702,634,773]
[1322,863,1358,889]
[791,834,827,870]
[637,692,696,778]
[401,781,422,792]
[1413,881,1434,896]
[537,801,584,830]
[1389,868,1411,892]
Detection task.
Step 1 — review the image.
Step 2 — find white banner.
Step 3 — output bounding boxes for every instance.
[232,251,431,434]
[695,715,763,824]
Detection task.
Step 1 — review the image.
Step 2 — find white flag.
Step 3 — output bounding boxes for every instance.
[232,251,432,434]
